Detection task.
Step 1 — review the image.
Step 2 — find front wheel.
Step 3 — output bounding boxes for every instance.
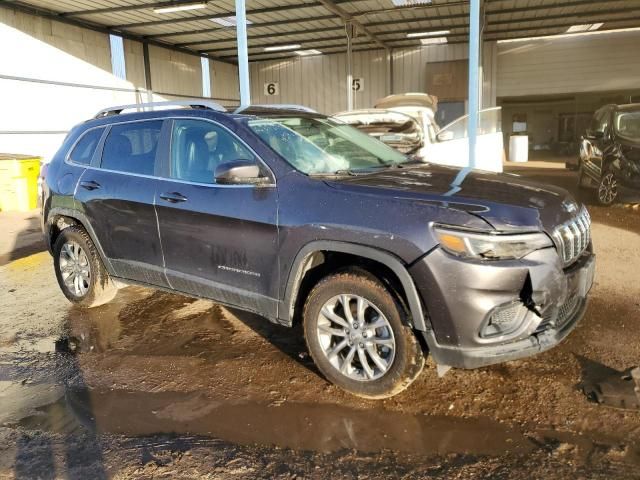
[597,169,619,206]
[53,226,117,308]
[303,271,424,399]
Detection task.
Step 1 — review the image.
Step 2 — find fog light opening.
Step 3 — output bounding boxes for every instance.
[481,301,529,338]
[519,273,541,317]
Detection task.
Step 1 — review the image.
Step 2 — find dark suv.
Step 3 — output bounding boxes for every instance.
[578,103,640,205]
[42,101,595,398]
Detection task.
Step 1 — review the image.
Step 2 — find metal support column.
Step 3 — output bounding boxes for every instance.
[345,21,353,111]
[235,0,251,107]
[467,0,481,169]
[387,47,394,96]
[142,42,153,104]
[444,0,482,197]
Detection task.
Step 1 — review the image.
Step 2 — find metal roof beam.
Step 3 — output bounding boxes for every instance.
[142,0,638,42]
[177,6,640,48]
[365,0,637,29]
[316,0,389,50]
[376,10,640,39]
[112,3,327,29]
[176,25,341,47]
[144,15,338,39]
[61,0,208,17]
[205,36,373,55]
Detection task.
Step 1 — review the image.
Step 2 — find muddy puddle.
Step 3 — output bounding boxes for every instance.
[1,283,533,458]
[8,385,533,456]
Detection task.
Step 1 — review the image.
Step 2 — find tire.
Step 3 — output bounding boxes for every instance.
[303,271,424,399]
[53,226,117,308]
[596,167,619,206]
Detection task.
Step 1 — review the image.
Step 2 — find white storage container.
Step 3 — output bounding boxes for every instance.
[509,135,529,163]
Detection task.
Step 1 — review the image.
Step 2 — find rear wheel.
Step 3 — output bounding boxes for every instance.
[303,271,424,399]
[53,226,117,308]
[597,168,619,206]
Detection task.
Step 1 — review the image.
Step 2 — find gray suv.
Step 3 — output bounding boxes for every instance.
[41,101,596,398]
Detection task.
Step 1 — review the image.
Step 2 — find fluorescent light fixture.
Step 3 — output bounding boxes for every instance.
[497,26,640,44]
[566,23,603,33]
[154,2,207,14]
[211,16,253,27]
[392,0,432,6]
[420,37,447,45]
[407,30,450,38]
[295,49,322,56]
[264,44,301,52]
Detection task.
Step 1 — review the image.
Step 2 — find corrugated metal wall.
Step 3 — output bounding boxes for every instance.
[249,42,498,114]
[148,45,201,98]
[210,60,241,105]
[497,30,640,97]
[249,50,389,114]
[0,7,239,159]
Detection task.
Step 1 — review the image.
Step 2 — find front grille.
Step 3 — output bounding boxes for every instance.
[535,296,582,334]
[552,207,591,266]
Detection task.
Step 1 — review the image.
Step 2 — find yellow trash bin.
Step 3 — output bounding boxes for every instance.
[0,154,42,212]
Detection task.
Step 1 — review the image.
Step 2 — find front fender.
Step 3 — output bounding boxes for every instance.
[279,240,428,331]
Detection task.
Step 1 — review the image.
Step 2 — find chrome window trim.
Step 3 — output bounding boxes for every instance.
[79,115,276,188]
[166,116,276,186]
[64,125,107,167]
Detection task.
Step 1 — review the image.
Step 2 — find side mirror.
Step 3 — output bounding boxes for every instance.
[215,160,268,185]
[437,130,454,142]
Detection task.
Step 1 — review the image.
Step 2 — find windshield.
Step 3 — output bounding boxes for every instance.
[246,116,407,174]
[615,110,640,140]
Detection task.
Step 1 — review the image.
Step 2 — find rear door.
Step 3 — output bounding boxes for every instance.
[75,119,170,287]
[154,118,279,317]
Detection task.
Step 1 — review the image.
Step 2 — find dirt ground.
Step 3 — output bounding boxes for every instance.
[1,165,640,479]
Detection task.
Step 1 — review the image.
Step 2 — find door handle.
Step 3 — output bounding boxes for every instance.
[159,192,188,203]
[79,180,101,191]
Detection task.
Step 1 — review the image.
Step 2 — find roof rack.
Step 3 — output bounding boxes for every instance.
[233,104,318,114]
[95,100,227,118]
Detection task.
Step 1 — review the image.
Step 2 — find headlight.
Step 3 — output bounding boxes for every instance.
[434,226,553,260]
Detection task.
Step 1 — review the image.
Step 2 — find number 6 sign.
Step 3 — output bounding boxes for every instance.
[264,82,279,96]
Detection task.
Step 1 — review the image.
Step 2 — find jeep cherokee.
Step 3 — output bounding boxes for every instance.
[41,101,596,398]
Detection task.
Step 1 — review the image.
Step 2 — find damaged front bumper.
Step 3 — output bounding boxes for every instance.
[410,246,595,369]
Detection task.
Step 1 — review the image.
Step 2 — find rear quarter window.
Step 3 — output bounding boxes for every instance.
[101,121,163,175]
[68,128,104,165]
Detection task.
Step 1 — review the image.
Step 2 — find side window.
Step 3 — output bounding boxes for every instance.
[170,119,255,184]
[101,120,163,175]
[69,128,104,165]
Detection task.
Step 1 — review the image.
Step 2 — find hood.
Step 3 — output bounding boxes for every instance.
[333,109,423,154]
[324,164,580,233]
[375,93,438,110]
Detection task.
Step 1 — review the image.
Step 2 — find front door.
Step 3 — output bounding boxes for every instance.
[581,107,611,179]
[154,118,279,318]
[76,119,169,287]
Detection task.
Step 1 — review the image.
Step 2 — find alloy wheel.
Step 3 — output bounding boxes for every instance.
[59,241,91,297]
[598,173,618,205]
[316,294,396,381]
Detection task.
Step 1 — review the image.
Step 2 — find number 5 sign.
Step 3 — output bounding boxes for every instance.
[264,82,279,96]
[352,78,364,92]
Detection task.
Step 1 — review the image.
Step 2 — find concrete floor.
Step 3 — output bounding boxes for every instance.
[1,167,640,479]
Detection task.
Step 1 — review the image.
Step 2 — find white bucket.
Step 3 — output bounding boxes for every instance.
[509,135,528,163]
